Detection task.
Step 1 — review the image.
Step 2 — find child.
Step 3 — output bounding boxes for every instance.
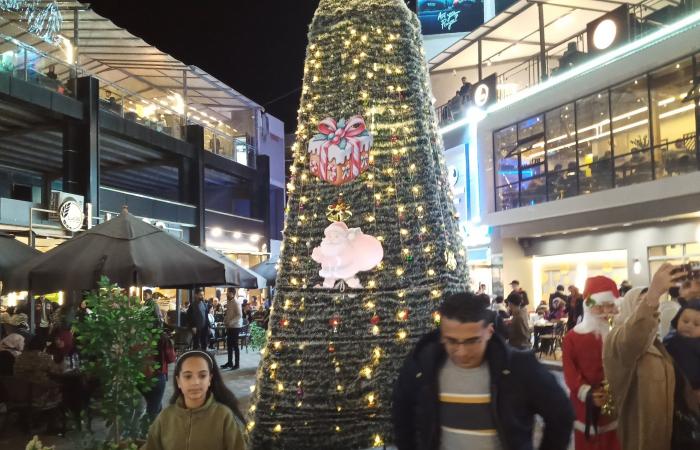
[664,299,700,403]
[142,351,246,450]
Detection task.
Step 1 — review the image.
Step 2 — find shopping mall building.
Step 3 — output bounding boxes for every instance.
[0,2,284,262]
[429,0,700,301]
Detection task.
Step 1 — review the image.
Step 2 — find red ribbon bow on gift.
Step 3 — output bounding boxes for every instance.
[318,116,367,143]
[315,116,369,183]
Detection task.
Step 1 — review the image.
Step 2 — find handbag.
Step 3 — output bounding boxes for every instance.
[671,362,700,449]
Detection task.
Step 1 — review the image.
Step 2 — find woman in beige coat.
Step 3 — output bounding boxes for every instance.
[603,263,684,450]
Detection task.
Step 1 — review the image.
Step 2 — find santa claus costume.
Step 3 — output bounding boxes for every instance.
[562,276,621,450]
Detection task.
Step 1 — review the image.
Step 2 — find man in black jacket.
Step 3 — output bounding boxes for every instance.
[187,287,210,350]
[392,292,573,450]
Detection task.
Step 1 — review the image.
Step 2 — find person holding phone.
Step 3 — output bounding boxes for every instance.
[603,264,686,450]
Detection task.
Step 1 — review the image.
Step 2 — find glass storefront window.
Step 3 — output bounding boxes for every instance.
[519,141,546,179]
[546,103,578,200]
[546,104,577,172]
[650,57,697,179]
[518,114,544,141]
[577,90,612,165]
[611,78,650,156]
[579,159,613,194]
[614,150,653,187]
[494,126,518,188]
[491,54,699,212]
[496,184,518,210]
[519,175,546,206]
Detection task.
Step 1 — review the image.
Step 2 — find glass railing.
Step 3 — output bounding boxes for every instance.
[203,126,257,168]
[0,33,85,98]
[435,2,700,127]
[97,80,186,140]
[0,33,258,165]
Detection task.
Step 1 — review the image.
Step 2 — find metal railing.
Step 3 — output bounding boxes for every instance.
[0,33,86,98]
[0,31,259,168]
[435,2,700,127]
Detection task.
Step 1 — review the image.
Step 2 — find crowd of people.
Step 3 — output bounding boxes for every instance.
[392,266,700,450]
[2,263,700,449]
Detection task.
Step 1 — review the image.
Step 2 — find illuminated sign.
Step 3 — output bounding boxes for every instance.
[58,199,84,232]
[587,5,629,54]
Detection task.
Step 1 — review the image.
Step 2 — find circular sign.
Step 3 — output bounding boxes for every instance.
[474,83,490,107]
[59,200,84,232]
[593,19,617,50]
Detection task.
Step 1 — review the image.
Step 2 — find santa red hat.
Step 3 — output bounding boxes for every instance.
[582,276,619,306]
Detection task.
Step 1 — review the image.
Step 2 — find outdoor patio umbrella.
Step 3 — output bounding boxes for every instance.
[2,208,249,295]
[0,232,40,285]
[250,259,277,287]
[195,247,260,289]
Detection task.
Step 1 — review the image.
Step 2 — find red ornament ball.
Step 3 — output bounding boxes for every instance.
[370,315,381,325]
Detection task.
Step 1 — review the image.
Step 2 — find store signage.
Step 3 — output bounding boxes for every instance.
[58,199,84,232]
[416,1,517,35]
[471,74,497,109]
[587,5,629,54]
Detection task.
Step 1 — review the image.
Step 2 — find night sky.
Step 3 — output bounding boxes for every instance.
[86,0,416,133]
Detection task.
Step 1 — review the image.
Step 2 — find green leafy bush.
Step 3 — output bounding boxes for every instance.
[74,277,161,447]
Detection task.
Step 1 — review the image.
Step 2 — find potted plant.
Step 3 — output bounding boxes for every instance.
[74,277,161,449]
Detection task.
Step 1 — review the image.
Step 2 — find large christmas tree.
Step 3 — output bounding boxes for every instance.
[248,1,469,448]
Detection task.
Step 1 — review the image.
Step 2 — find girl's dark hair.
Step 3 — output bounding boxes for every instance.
[170,351,245,423]
[670,299,700,331]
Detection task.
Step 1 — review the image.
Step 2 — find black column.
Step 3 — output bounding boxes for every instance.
[254,154,271,243]
[185,124,205,247]
[63,76,100,215]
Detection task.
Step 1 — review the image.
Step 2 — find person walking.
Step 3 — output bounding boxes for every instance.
[507,280,530,307]
[141,331,177,419]
[33,295,58,346]
[141,351,246,450]
[566,285,584,330]
[143,289,163,328]
[392,292,573,450]
[221,288,242,371]
[507,295,531,350]
[187,288,210,350]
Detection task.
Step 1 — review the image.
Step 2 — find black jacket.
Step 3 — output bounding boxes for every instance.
[186,300,209,330]
[392,330,573,450]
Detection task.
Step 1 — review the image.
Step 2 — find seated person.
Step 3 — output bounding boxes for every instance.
[548,298,567,321]
[14,336,63,407]
[0,333,25,375]
[47,326,75,367]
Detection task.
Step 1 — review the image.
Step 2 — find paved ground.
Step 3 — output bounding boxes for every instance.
[0,350,570,450]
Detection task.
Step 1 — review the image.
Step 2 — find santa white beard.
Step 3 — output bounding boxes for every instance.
[574,314,611,338]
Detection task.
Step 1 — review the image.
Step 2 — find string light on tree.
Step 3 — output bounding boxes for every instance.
[248,1,469,448]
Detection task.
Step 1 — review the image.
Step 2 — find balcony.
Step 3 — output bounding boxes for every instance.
[433,0,700,128]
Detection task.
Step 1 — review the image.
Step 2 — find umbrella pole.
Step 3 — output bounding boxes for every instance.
[29,292,35,334]
[175,290,182,327]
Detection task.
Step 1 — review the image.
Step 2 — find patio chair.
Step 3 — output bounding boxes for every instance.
[537,322,566,360]
[0,375,64,435]
[172,327,193,356]
[239,323,250,354]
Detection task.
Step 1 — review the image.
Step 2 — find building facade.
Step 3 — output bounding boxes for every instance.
[432,1,700,300]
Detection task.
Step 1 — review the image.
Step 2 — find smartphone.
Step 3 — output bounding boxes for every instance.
[672,262,700,280]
